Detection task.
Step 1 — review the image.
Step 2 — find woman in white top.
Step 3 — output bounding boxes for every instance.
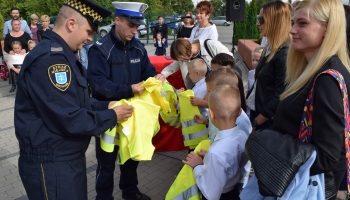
[160,38,232,88]
[189,1,218,42]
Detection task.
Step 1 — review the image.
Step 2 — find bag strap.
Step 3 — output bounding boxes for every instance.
[204,39,214,58]
[298,69,350,191]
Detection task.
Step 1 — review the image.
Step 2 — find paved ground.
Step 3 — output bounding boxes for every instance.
[0,25,234,200]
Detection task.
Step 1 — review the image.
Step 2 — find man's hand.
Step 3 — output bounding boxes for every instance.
[197,150,207,159]
[131,82,144,94]
[108,101,118,109]
[154,74,166,83]
[112,105,133,121]
[190,96,204,106]
[194,114,208,125]
[162,38,166,43]
[182,151,203,168]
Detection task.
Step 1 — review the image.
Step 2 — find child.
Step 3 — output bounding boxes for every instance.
[175,58,208,149]
[210,52,242,76]
[27,40,36,52]
[8,41,26,92]
[154,32,166,56]
[194,67,252,193]
[246,47,264,118]
[184,84,249,200]
[249,47,263,91]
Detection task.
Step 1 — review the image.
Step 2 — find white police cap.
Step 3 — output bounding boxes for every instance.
[112,2,148,25]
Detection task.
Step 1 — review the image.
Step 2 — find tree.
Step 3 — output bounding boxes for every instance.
[0,12,4,40]
[211,0,225,17]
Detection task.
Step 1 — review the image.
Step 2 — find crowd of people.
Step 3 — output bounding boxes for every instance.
[0,0,350,199]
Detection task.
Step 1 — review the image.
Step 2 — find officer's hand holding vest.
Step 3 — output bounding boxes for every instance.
[131,81,145,94]
[112,105,134,121]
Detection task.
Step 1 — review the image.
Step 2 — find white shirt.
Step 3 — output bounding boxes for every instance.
[161,40,232,88]
[194,127,249,200]
[192,78,208,118]
[208,110,252,187]
[189,24,219,43]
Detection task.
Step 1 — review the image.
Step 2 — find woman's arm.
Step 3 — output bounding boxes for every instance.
[310,74,345,175]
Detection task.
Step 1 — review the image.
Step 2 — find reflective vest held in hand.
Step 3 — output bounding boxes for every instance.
[160,82,181,128]
[166,140,211,200]
[178,90,208,149]
[100,99,160,164]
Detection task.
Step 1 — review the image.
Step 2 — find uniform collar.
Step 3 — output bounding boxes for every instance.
[43,30,77,62]
[109,25,137,49]
[214,126,239,142]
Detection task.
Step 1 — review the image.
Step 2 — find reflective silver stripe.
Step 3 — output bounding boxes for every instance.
[101,133,115,144]
[173,116,180,127]
[101,132,119,144]
[166,116,175,124]
[182,119,197,128]
[172,184,199,200]
[183,129,208,141]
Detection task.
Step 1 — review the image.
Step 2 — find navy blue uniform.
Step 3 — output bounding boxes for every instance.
[87,25,157,199]
[15,30,117,200]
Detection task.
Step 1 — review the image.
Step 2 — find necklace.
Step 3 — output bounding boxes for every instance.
[194,22,209,39]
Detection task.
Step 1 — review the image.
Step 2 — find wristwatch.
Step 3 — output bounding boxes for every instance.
[251,119,259,127]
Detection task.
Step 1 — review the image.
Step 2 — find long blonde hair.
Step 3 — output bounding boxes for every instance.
[281,0,350,99]
[263,1,292,61]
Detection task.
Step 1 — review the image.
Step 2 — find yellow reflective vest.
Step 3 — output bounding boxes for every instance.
[166,140,211,200]
[178,90,208,149]
[100,99,160,165]
[160,82,181,128]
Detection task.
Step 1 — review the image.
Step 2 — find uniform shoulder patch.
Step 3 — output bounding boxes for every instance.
[48,64,72,92]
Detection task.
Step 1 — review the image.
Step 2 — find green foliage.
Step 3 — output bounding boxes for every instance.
[232,0,260,45]
[0,13,3,40]
[210,0,225,17]
[288,0,292,4]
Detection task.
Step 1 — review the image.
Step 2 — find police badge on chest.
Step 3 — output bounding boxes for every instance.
[48,64,72,92]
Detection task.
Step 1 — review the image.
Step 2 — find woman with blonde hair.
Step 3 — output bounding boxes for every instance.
[272,0,350,199]
[29,14,41,44]
[37,15,51,42]
[177,12,195,39]
[246,0,291,130]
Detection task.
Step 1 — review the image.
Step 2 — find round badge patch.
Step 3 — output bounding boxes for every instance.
[48,64,72,92]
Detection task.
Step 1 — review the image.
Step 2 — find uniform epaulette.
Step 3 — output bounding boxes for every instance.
[95,36,109,47]
[50,42,64,55]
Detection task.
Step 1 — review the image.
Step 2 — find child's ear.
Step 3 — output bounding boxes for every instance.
[209,108,214,119]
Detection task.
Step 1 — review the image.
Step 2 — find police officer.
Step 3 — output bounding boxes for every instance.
[87,2,165,200]
[14,0,134,199]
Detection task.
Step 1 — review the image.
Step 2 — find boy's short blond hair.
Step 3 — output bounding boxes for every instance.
[28,40,36,46]
[252,47,264,55]
[205,67,238,87]
[40,15,50,22]
[188,58,207,76]
[209,84,241,120]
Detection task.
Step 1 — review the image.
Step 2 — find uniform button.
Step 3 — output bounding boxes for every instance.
[312,181,318,186]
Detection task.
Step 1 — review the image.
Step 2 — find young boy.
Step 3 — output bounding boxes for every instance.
[194,67,252,194]
[183,84,249,200]
[176,58,208,149]
[27,40,36,52]
[210,52,241,76]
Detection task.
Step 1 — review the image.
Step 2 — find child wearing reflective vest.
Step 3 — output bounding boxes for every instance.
[194,67,252,194]
[175,58,208,149]
[183,84,249,200]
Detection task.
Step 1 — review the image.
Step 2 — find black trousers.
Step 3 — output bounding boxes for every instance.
[19,156,87,200]
[95,137,140,200]
[202,187,241,200]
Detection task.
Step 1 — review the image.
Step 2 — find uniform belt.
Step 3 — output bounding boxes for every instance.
[19,147,85,163]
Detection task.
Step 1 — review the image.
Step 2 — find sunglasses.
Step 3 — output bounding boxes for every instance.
[257,15,264,25]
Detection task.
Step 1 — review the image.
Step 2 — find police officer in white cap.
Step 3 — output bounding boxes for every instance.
[87,2,165,200]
